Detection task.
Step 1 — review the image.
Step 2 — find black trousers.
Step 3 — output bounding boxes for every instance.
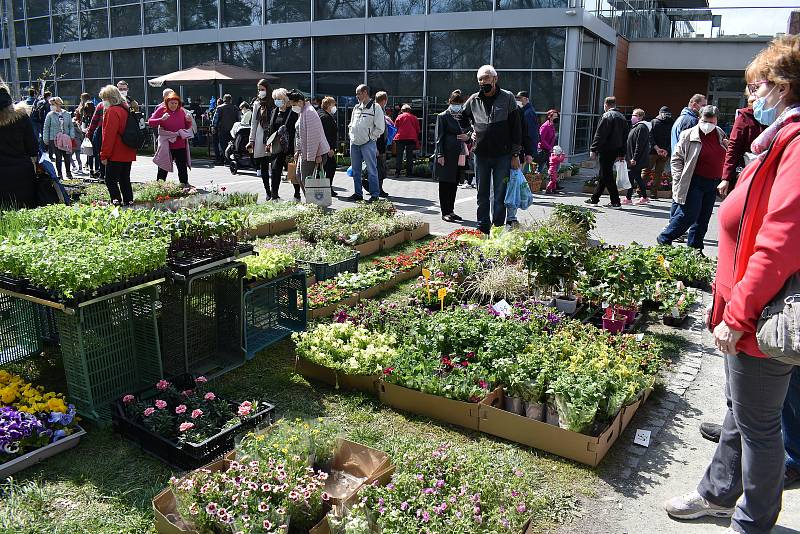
[395,140,415,175]
[260,153,300,199]
[156,147,189,184]
[105,161,133,204]
[323,153,337,189]
[591,151,621,205]
[626,166,648,200]
[48,141,72,179]
[439,181,458,216]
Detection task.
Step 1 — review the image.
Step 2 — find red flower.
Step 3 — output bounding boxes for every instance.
[383,367,394,375]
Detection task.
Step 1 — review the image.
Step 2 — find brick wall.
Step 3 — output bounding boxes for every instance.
[615,70,710,120]
[613,37,631,105]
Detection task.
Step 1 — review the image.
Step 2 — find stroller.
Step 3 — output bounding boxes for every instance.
[226,125,256,174]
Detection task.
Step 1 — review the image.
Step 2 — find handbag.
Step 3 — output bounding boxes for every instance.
[286,160,298,184]
[264,130,281,156]
[304,165,332,208]
[756,273,800,364]
[81,137,94,156]
[614,160,631,190]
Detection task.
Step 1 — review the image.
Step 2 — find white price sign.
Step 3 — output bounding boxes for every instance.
[633,429,651,448]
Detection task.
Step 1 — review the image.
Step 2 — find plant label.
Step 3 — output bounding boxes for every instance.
[492,299,512,317]
[422,268,431,281]
[634,429,651,448]
[437,287,448,300]
[635,333,645,342]
[672,307,681,319]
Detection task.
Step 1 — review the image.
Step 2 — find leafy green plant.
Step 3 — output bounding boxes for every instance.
[463,263,530,304]
[243,249,296,281]
[293,322,398,376]
[551,204,597,235]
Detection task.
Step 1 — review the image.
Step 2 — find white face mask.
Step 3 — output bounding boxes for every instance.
[119,90,127,98]
[291,105,302,114]
[699,121,716,134]
[330,106,337,115]
[258,90,267,99]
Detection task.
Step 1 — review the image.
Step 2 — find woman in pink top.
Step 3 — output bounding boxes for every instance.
[148,91,193,185]
[288,89,329,198]
[537,109,559,168]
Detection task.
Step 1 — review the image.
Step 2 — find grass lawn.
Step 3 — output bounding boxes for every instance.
[0,236,686,533]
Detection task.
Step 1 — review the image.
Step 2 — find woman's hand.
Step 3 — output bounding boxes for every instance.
[456,133,469,141]
[161,113,170,121]
[713,321,744,355]
[328,149,335,157]
[437,157,445,166]
[718,180,730,197]
[315,156,322,164]
[246,142,254,153]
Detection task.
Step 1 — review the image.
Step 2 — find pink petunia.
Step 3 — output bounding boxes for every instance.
[122,394,135,404]
[155,380,170,391]
[143,407,155,417]
[191,409,203,419]
[204,392,216,401]
[195,376,208,384]
[154,399,167,410]
[175,404,187,414]
[179,422,194,432]
[237,401,253,417]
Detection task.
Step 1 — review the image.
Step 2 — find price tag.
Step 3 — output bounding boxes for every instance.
[635,333,645,342]
[422,268,431,280]
[438,287,448,311]
[633,429,651,448]
[676,280,685,291]
[111,206,120,219]
[672,307,681,318]
[492,299,513,317]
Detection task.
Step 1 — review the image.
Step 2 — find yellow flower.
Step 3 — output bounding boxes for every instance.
[1,387,17,404]
[47,398,67,413]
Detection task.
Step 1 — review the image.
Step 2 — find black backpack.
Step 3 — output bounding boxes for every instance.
[121,106,147,149]
[32,99,49,123]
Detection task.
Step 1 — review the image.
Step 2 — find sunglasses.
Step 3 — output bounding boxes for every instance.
[747,80,769,94]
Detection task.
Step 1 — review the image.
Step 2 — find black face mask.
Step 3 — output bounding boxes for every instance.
[480,83,493,95]
[552,118,559,125]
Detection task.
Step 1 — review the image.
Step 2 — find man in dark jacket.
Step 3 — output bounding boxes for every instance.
[318,96,338,197]
[461,65,523,233]
[516,91,540,166]
[623,108,651,205]
[587,96,629,208]
[647,106,673,197]
[670,93,706,152]
[212,94,241,164]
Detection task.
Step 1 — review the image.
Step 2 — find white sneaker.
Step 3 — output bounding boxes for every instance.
[664,491,735,520]
[257,169,261,177]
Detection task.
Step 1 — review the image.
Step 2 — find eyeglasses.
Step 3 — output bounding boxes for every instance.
[747,80,769,94]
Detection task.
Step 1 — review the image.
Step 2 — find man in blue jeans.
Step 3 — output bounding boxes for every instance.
[460,65,522,233]
[347,84,385,202]
[701,367,800,487]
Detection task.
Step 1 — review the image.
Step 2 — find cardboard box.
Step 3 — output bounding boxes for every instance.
[295,356,380,394]
[268,218,297,235]
[380,231,407,251]
[353,239,381,257]
[391,265,423,285]
[358,281,389,301]
[295,355,338,388]
[337,373,380,395]
[377,381,480,431]
[308,295,359,319]
[478,389,634,467]
[405,222,430,241]
[248,221,272,239]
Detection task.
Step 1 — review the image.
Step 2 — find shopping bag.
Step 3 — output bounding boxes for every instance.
[614,160,631,190]
[304,166,332,208]
[505,168,532,210]
[287,160,298,184]
[80,137,93,156]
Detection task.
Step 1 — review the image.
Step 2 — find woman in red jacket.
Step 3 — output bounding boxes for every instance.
[665,35,800,534]
[718,92,764,196]
[99,85,137,204]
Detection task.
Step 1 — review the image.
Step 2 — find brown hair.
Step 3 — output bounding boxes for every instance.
[745,34,800,105]
[321,96,336,110]
[604,96,616,107]
[546,109,559,120]
[163,90,182,107]
[448,89,464,104]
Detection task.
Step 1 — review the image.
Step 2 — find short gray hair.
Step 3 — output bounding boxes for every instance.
[356,84,369,95]
[162,88,172,98]
[272,87,288,100]
[477,65,498,78]
[699,105,719,118]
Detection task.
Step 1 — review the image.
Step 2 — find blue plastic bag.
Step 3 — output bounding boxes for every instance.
[505,168,532,210]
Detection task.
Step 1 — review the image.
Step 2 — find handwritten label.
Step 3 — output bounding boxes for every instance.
[492,299,513,317]
[422,268,431,281]
[438,288,447,311]
[633,429,651,448]
[672,307,681,319]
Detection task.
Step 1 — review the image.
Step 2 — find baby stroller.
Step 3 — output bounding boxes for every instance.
[226,126,256,175]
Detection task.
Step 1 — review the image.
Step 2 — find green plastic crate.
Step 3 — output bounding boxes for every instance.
[243,272,307,359]
[0,295,41,365]
[56,285,163,423]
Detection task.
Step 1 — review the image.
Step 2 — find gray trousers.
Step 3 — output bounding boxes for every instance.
[697,352,795,534]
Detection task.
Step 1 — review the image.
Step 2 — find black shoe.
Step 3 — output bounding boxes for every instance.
[786,466,800,488]
[450,213,463,222]
[270,195,281,201]
[585,199,598,205]
[675,235,687,243]
[605,203,622,209]
[700,422,722,443]
[556,185,564,191]
[331,190,338,197]
[442,214,455,222]
[379,191,389,198]
[294,194,301,201]
[366,197,378,203]
[346,194,363,201]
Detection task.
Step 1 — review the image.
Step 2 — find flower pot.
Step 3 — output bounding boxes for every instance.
[554,295,578,315]
[617,307,637,324]
[524,401,545,422]
[545,402,559,426]
[504,395,525,415]
[602,316,626,334]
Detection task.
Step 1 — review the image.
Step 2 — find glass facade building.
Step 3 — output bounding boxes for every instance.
[0,0,623,154]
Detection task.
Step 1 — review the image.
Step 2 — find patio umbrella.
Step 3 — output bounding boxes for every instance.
[148,61,277,87]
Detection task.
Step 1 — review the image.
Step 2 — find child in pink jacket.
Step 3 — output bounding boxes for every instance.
[546,145,565,193]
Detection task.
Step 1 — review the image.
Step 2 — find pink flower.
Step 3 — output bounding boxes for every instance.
[204,392,216,401]
[122,394,135,404]
[321,492,330,502]
[258,502,269,512]
[400,501,409,511]
[516,503,527,514]
[195,376,208,384]
[191,409,203,419]
[206,502,217,514]
[154,399,167,410]
[181,389,194,397]
[237,401,253,417]
[175,404,187,414]
[155,380,170,391]
[179,422,194,432]
[143,407,155,417]
[263,520,272,530]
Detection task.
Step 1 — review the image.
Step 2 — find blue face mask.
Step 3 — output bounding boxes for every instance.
[274,99,284,108]
[753,86,780,126]
[449,104,462,113]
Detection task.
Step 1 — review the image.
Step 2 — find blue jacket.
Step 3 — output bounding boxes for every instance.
[42,110,76,145]
[520,102,540,156]
[670,107,698,152]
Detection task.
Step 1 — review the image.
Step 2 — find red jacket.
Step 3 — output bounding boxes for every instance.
[394,112,420,145]
[710,118,800,357]
[721,107,764,187]
[101,104,137,163]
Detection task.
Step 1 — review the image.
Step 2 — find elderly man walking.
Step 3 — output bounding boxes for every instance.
[347,84,385,202]
[460,65,522,233]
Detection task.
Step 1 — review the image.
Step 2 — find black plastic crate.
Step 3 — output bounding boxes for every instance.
[243,273,307,359]
[299,251,359,282]
[111,374,274,470]
[168,244,254,276]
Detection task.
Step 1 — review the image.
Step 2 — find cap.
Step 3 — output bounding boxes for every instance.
[659,106,671,113]
[516,91,529,99]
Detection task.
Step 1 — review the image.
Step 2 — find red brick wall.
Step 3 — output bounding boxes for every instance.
[616,70,710,120]
[613,37,631,105]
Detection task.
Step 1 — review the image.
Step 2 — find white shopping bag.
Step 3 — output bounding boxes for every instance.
[304,165,332,208]
[614,160,631,190]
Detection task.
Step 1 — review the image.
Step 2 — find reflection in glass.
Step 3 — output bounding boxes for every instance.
[428,31,491,70]
[271,73,311,93]
[13,0,24,18]
[369,0,424,17]
[577,73,595,114]
[493,28,565,70]
[497,0,566,9]
[580,33,597,75]
[57,54,82,79]
[52,14,80,43]
[221,0,261,27]
[52,0,79,14]
[426,71,479,102]
[429,0,491,14]
[28,18,52,46]
[222,41,263,72]
[368,33,424,71]
[145,46,179,74]
[144,1,178,33]
[265,0,311,23]
[181,0,219,30]
[367,71,423,97]
[315,35,365,71]
[29,56,55,81]
[81,9,110,40]
[266,38,311,72]
[182,44,219,68]
[80,0,107,8]
[27,0,52,17]
[497,71,563,112]
[111,5,143,36]
[56,80,82,105]
[14,22,26,47]
[315,72,364,98]
[82,51,110,78]
[597,43,610,79]
[119,77,145,102]
[113,49,145,76]
[314,0,365,20]
[572,115,596,154]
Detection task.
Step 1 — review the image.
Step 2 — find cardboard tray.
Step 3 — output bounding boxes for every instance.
[308,295,359,319]
[390,265,423,285]
[377,382,480,431]
[247,221,272,238]
[405,222,430,241]
[0,425,86,478]
[295,356,380,394]
[380,231,407,252]
[268,218,297,235]
[353,239,381,257]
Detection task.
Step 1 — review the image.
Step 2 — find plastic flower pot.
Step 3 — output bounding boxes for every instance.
[503,395,525,415]
[602,315,627,334]
[618,307,638,324]
[545,401,560,426]
[524,401,545,422]
[554,295,578,315]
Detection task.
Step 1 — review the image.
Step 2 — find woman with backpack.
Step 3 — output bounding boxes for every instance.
[99,85,136,204]
[42,97,76,180]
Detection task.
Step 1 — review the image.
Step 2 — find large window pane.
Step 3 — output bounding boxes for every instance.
[84,79,112,98]
[144,0,178,33]
[16,59,29,82]
[111,5,142,36]
[497,0,566,9]
[146,47,179,74]
[498,70,562,112]
[597,42,610,79]
[265,0,310,23]
[315,72,363,98]
[266,38,311,72]
[427,71,478,102]
[14,21,26,47]
[572,115,596,154]
[28,17,52,45]
[82,51,110,78]
[368,33,424,71]
[315,35,364,71]
[429,0,491,14]
[56,80,82,105]
[29,57,54,81]
[493,28,565,70]
[57,54,82,78]
[113,49,144,76]
[577,73,595,114]
[53,15,78,43]
[13,0,24,18]
[81,0,107,7]
[428,31,490,70]
[580,33,597,75]
[222,41,263,72]
[222,0,261,27]
[369,0,423,16]
[367,72,423,97]
[182,44,218,68]
[181,0,218,30]
[121,77,145,103]
[314,0,364,20]
[27,0,51,17]
[53,0,78,13]
[81,9,109,40]
[272,73,310,93]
